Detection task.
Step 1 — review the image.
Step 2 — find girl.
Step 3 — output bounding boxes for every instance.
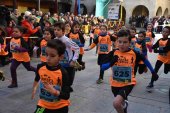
[33,27,55,62]
[147,26,170,89]
[67,21,85,70]
[64,21,71,36]
[0,26,8,67]
[145,23,155,53]
[7,26,36,88]
[134,30,148,75]
[85,24,115,84]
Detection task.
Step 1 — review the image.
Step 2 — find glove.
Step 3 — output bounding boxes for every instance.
[110,55,118,65]
[151,72,159,81]
[84,48,90,51]
[153,49,158,53]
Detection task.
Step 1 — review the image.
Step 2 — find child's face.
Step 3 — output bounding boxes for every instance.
[12,28,22,38]
[73,24,80,33]
[162,28,170,39]
[44,31,52,41]
[100,26,107,34]
[117,37,130,52]
[147,25,152,31]
[65,24,71,30]
[138,33,145,41]
[45,47,63,66]
[130,30,136,37]
[54,27,64,38]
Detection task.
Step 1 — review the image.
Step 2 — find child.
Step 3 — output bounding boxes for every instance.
[85,24,115,84]
[33,27,55,62]
[129,27,137,49]
[67,21,86,70]
[146,26,170,89]
[101,29,158,113]
[145,23,155,53]
[134,30,148,75]
[64,21,71,36]
[32,39,70,113]
[7,26,36,88]
[54,22,80,92]
[0,26,8,66]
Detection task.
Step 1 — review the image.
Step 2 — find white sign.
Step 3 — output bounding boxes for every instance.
[108,3,120,20]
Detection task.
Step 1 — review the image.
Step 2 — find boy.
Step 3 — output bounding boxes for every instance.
[54,22,80,92]
[32,39,70,113]
[101,30,159,113]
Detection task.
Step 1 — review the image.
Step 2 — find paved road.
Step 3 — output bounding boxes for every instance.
[0,37,170,113]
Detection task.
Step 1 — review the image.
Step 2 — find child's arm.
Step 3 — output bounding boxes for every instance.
[84,36,99,51]
[14,37,29,52]
[31,81,39,99]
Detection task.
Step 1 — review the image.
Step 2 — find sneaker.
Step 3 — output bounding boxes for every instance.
[96,79,103,84]
[123,100,128,113]
[146,83,154,92]
[8,84,18,88]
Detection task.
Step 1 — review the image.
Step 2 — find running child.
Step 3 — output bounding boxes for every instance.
[54,22,80,92]
[7,26,36,88]
[146,26,170,89]
[101,29,158,113]
[85,24,116,84]
[32,39,70,113]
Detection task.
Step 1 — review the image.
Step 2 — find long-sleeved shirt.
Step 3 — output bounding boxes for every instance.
[55,35,79,61]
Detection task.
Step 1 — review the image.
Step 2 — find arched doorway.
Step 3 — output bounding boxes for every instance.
[119,6,126,23]
[132,5,149,17]
[80,4,87,15]
[163,8,168,17]
[156,7,162,16]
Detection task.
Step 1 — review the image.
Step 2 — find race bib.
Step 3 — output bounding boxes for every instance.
[112,66,132,83]
[159,46,167,56]
[99,44,108,52]
[10,42,20,53]
[41,46,46,56]
[39,82,61,102]
[59,51,70,67]
[134,47,141,53]
[145,37,150,42]
[72,39,81,46]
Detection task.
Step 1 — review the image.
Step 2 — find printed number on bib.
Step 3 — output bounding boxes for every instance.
[99,44,108,52]
[112,66,132,83]
[39,82,61,102]
[41,46,46,56]
[10,42,20,52]
[159,46,167,56]
[145,37,151,42]
[72,39,81,46]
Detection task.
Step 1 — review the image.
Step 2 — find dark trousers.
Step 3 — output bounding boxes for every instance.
[10,59,36,84]
[99,65,104,80]
[64,67,75,86]
[0,55,7,66]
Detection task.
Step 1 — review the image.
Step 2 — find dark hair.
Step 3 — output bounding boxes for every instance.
[0,26,6,37]
[54,22,65,31]
[44,27,55,39]
[13,26,24,33]
[138,30,146,37]
[163,26,170,33]
[117,29,131,42]
[47,39,66,56]
[100,24,108,30]
[72,21,80,28]
[130,26,136,32]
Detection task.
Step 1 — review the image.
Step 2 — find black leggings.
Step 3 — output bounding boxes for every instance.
[134,64,147,75]
[154,60,170,74]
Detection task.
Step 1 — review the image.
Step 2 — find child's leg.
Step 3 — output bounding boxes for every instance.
[164,63,170,74]
[112,85,134,113]
[134,64,139,75]
[138,64,147,74]
[0,55,6,66]
[22,61,36,72]
[65,67,75,92]
[8,59,21,88]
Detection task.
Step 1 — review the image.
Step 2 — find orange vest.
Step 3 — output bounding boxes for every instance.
[40,39,47,62]
[146,31,153,45]
[0,38,8,56]
[69,33,84,55]
[110,50,136,87]
[10,38,30,62]
[38,65,70,109]
[98,35,112,54]
[157,39,170,64]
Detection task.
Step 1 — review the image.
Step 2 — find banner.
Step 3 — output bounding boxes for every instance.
[108,2,120,20]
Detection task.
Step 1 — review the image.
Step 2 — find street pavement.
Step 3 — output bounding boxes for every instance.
[0,37,170,113]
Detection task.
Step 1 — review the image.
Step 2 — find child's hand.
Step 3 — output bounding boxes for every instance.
[43,82,60,96]
[84,48,90,51]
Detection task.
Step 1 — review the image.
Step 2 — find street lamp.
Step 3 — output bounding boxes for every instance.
[119,0,124,22]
